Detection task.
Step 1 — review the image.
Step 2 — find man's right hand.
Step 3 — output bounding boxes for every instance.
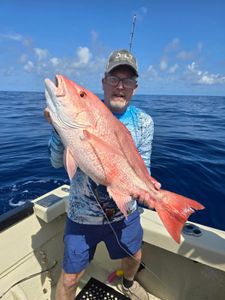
[44,108,52,124]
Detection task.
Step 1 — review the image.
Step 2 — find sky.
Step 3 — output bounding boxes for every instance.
[0,0,225,96]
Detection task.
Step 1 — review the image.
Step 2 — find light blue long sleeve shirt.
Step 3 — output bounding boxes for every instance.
[48,104,154,224]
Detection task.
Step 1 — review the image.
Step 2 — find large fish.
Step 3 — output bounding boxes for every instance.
[45,74,204,243]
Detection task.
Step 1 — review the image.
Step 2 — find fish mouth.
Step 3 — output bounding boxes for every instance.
[44,75,65,114]
[45,74,63,95]
[44,76,62,128]
[44,75,84,129]
[45,78,57,115]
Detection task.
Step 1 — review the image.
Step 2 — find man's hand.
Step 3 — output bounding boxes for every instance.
[131,178,161,209]
[131,191,155,209]
[150,177,161,190]
[44,108,52,124]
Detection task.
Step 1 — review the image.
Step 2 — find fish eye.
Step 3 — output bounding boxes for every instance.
[80,90,86,98]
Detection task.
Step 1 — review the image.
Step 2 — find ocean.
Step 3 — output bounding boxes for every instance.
[0,91,225,231]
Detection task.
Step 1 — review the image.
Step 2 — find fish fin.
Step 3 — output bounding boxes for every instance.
[114,124,161,189]
[64,148,78,180]
[107,186,131,218]
[83,130,123,157]
[82,129,122,184]
[154,190,205,243]
[114,124,147,173]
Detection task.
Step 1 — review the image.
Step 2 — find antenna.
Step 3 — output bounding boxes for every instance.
[129,14,137,52]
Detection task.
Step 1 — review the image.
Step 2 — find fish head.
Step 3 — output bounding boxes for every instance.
[45,74,94,131]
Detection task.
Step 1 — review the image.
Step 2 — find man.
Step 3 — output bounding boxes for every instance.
[45,49,154,300]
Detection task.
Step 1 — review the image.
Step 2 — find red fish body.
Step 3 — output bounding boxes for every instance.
[45,74,205,243]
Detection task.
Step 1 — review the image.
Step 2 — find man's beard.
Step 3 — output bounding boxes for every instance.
[109,96,127,110]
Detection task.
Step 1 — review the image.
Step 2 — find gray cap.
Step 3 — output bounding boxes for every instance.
[105,49,138,77]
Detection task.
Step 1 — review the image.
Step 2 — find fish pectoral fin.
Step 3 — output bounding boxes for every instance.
[155,190,205,243]
[82,130,122,185]
[107,186,132,219]
[64,148,78,180]
[83,130,123,157]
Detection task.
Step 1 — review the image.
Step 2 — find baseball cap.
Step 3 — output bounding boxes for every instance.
[105,49,138,77]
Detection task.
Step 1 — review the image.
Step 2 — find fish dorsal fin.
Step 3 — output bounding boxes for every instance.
[64,148,78,180]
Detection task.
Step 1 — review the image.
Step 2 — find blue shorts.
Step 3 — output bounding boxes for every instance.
[63,210,143,274]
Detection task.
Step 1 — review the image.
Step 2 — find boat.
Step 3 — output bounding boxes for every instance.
[0,184,225,299]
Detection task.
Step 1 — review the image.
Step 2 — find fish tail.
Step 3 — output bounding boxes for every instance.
[153,189,205,243]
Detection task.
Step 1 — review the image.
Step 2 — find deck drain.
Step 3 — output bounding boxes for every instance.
[61,187,70,192]
[183,223,202,237]
[76,277,130,300]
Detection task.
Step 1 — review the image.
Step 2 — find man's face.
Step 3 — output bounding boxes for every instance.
[102,67,137,114]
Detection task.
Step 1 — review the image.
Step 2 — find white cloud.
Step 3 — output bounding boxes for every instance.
[187,62,197,72]
[147,65,158,76]
[19,54,29,63]
[0,32,32,47]
[142,65,158,82]
[17,42,105,88]
[177,50,193,60]
[159,59,167,71]
[165,38,180,52]
[34,48,49,61]
[73,47,91,67]
[3,30,224,93]
[0,33,24,41]
[185,62,225,85]
[168,64,179,73]
[50,57,60,67]
[199,73,225,85]
[77,47,91,64]
[24,60,34,72]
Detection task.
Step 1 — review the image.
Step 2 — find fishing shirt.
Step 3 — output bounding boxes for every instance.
[48,104,154,225]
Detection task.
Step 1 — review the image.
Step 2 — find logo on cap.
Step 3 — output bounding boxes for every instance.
[113,52,134,64]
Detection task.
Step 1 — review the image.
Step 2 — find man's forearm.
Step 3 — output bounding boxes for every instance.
[48,129,64,168]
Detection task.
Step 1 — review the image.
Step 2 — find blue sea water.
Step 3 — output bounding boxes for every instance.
[0,91,225,231]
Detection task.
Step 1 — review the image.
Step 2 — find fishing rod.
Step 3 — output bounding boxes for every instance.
[129,14,137,52]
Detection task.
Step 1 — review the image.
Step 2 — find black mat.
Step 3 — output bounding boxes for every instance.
[76,277,130,300]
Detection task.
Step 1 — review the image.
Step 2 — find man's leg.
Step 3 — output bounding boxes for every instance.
[55,269,85,300]
[105,211,149,300]
[58,219,99,300]
[120,249,149,300]
[122,248,142,280]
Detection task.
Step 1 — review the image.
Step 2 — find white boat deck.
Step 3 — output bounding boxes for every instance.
[75,242,161,299]
[1,185,225,300]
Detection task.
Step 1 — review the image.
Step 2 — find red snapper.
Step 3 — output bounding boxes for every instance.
[45,74,205,243]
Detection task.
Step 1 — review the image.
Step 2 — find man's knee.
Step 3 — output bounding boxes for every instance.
[122,249,142,267]
[63,274,78,289]
[133,248,142,261]
[61,270,85,290]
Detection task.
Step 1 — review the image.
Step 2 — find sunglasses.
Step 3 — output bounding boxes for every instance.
[105,75,137,89]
